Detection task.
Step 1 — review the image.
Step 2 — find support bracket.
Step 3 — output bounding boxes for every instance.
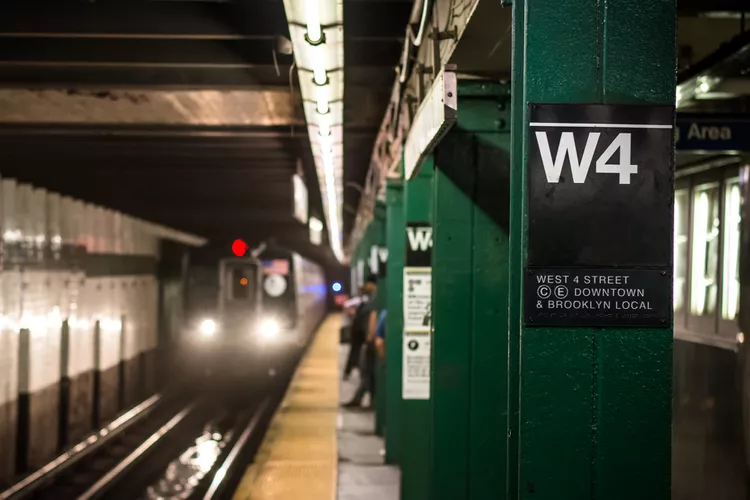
[403,66,458,179]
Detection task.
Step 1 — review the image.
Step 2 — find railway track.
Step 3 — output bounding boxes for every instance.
[2,355,298,500]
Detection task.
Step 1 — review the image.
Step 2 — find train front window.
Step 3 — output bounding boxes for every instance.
[722,177,741,320]
[690,182,720,316]
[674,189,689,311]
[229,267,255,300]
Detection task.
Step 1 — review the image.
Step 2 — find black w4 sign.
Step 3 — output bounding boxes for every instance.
[405,223,432,267]
[527,103,674,269]
[536,130,638,184]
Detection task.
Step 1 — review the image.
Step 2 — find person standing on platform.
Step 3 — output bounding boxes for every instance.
[340,289,363,344]
[343,276,377,381]
[374,309,387,360]
[343,299,379,408]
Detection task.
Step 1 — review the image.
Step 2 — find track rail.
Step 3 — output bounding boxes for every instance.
[2,322,310,500]
[202,397,270,500]
[78,403,196,500]
[0,394,162,500]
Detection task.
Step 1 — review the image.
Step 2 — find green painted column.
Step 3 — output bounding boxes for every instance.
[401,158,434,500]
[372,202,387,436]
[430,81,511,500]
[385,179,404,465]
[362,223,373,277]
[508,1,675,499]
[354,224,370,292]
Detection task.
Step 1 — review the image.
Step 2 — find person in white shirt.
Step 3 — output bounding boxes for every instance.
[340,290,362,343]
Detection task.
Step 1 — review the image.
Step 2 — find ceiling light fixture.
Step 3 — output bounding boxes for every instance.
[283,0,343,261]
[317,95,330,114]
[313,66,328,86]
[304,0,325,45]
[319,138,333,153]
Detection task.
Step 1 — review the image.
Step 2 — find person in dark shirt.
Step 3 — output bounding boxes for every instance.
[343,275,377,380]
[343,276,379,408]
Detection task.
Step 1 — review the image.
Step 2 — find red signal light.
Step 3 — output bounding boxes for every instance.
[232,239,248,257]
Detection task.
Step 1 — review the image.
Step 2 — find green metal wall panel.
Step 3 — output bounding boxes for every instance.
[402,158,434,500]
[373,202,387,436]
[431,83,511,500]
[507,7,525,498]
[385,180,405,465]
[595,3,675,498]
[469,130,510,500]
[431,133,474,500]
[509,1,675,499]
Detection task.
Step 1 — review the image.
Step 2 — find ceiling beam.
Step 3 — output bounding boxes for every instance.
[2,0,411,40]
[0,65,288,88]
[0,88,304,126]
[0,123,303,138]
[677,0,750,14]
[0,38,403,69]
[1,1,288,38]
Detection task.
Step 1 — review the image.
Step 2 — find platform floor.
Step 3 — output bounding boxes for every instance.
[232,315,339,500]
[231,314,399,500]
[338,346,400,500]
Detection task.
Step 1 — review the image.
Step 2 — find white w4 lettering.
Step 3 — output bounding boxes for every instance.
[535,131,638,185]
[407,228,433,251]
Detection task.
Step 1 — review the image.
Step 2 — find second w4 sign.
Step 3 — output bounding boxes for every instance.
[526,103,674,327]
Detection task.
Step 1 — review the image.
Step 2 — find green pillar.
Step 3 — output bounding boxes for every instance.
[385,180,404,465]
[401,158,433,500]
[362,223,373,277]
[372,202,387,436]
[354,226,369,292]
[509,1,675,499]
[430,81,511,500]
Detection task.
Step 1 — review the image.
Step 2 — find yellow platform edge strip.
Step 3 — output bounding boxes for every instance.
[232,315,339,500]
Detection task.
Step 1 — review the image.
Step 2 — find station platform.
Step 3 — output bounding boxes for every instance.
[232,315,399,500]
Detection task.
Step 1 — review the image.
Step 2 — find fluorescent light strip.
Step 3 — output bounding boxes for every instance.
[313,66,327,85]
[283,0,343,261]
[305,0,322,43]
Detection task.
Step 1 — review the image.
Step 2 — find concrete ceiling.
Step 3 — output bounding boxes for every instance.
[3,0,748,265]
[0,0,412,268]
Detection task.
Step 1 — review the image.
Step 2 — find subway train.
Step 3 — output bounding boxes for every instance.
[673,156,750,500]
[183,245,327,377]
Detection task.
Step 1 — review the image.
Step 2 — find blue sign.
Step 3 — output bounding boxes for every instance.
[676,114,750,152]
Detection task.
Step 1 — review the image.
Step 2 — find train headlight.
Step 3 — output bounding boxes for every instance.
[259,318,280,341]
[199,318,218,337]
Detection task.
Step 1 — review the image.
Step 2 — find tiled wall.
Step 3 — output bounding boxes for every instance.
[0,173,201,479]
[0,176,167,474]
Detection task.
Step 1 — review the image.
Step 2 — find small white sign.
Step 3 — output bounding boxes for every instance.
[292,173,309,223]
[403,267,431,332]
[370,245,379,275]
[357,260,365,288]
[403,331,430,400]
[264,274,287,297]
[403,68,457,180]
